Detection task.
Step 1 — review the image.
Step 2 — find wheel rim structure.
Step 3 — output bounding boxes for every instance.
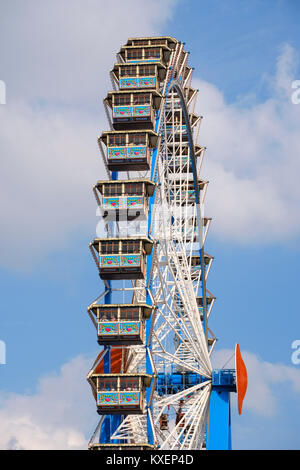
[86,37,246,451]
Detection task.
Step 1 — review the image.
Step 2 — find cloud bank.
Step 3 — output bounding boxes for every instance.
[0,0,177,270]
[0,355,94,450]
[0,3,299,272]
[195,44,300,244]
[0,350,299,449]
[0,0,177,106]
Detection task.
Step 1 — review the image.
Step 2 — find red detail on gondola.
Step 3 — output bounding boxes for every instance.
[95,348,126,374]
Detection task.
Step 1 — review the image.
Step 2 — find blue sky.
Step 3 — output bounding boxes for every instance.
[167,0,300,102]
[0,0,300,449]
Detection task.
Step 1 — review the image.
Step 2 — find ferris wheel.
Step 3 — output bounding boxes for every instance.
[86,36,248,450]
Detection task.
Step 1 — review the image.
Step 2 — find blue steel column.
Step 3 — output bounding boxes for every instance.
[100,342,111,443]
[207,370,235,450]
[207,390,231,450]
[99,170,121,444]
[145,118,159,444]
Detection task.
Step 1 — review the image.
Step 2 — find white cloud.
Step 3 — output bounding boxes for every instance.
[0,350,299,449]
[0,0,177,106]
[0,355,96,450]
[212,348,300,417]
[1,2,299,272]
[195,43,300,243]
[0,0,177,270]
[0,103,102,270]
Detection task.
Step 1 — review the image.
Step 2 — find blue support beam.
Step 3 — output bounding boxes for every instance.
[100,344,111,443]
[144,113,160,446]
[207,369,236,450]
[207,390,231,450]
[99,228,121,444]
